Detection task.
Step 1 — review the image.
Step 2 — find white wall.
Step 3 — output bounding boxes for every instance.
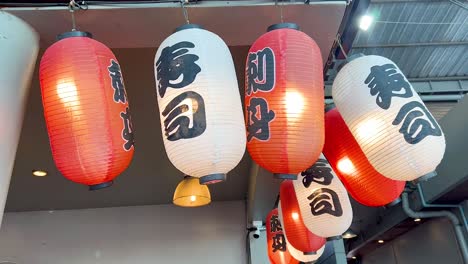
[0,201,246,264]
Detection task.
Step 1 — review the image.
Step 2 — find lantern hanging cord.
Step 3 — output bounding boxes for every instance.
[68,1,88,31]
[336,34,348,59]
[275,0,284,23]
[180,0,190,24]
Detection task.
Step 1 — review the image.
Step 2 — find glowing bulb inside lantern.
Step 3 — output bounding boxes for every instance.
[292,212,299,220]
[56,79,79,111]
[285,91,304,117]
[337,157,356,175]
[356,118,381,141]
[190,195,197,202]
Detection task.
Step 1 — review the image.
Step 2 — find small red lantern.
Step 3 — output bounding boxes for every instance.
[279,181,326,254]
[245,23,324,180]
[266,208,299,264]
[39,31,134,190]
[323,107,404,206]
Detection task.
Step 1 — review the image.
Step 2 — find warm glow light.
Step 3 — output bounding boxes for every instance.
[378,240,384,244]
[359,15,373,31]
[414,218,421,222]
[292,212,299,220]
[356,118,381,140]
[352,256,357,260]
[56,80,79,111]
[285,91,305,117]
[337,157,356,175]
[190,195,197,202]
[32,170,47,177]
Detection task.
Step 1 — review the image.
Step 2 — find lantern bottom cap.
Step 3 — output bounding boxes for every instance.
[326,235,343,241]
[303,251,317,256]
[89,181,114,191]
[273,173,297,180]
[199,173,226,185]
[413,171,438,183]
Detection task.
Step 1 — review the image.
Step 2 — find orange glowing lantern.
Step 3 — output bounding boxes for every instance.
[266,208,299,264]
[279,180,326,254]
[39,31,134,190]
[245,23,324,180]
[323,107,404,206]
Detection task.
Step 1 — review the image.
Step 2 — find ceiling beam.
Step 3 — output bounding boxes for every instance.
[353,41,468,49]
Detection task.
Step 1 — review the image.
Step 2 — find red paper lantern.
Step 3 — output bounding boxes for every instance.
[323,107,404,206]
[279,180,326,254]
[266,208,299,264]
[245,23,324,180]
[39,31,134,190]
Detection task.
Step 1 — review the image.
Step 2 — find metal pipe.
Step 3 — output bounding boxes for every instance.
[401,192,468,263]
[417,183,468,234]
[353,41,468,49]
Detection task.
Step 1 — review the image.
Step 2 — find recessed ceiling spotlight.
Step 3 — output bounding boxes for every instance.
[414,218,422,222]
[32,170,48,177]
[352,256,357,259]
[378,240,384,244]
[359,15,374,31]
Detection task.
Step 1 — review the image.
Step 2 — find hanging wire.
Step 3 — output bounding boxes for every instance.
[275,0,284,23]
[180,0,190,24]
[68,1,88,31]
[336,33,348,59]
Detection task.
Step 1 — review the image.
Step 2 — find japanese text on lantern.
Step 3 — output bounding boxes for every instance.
[246,47,276,142]
[156,41,207,142]
[365,63,442,144]
[108,59,134,151]
[270,214,287,253]
[300,159,343,217]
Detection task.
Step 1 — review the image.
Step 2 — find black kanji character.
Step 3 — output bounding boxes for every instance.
[270,215,282,233]
[301,159,334,188]
[272,234,286,253]
[246,97,275,141]
[120,107,134,151]
[162,91,206,141]
[365,63,413,110]
[308,188,343,217]
[246,48,275,96]
[108,60,127,103]
[156,41,201,98]
[392,101,442,144]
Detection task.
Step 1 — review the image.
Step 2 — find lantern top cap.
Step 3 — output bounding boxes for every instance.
[57,31,93,40]
[267,23,300,32]
[174,23,204,33]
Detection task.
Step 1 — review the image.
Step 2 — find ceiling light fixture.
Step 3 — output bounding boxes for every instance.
[378,240,385,244]
[414,218,422,222]
[173,176,211,207]
[359,15,373,31]
[32,170,48,177]
[342,229,358,239]
[352,256,357,260]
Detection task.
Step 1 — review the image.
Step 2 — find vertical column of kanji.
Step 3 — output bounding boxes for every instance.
[0,11,39,226]
[154,24,245,184]
[292,154,353,239]
[332,55,446,181]
[266,209,299,264]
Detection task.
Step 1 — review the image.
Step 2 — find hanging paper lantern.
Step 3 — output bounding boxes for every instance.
[286,154,353,239]
[332,55,446,182]
[279,183,326,254]
[0,11,38,226]
[285,235,325,263]
[40,31,134,190]
[245,23,324,180]
[323,107,405,206]
[154,24,245,185]
[173,176,211,207]
[266,208,299,264]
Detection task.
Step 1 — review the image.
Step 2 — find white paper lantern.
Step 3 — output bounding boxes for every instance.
[0,12,39,226]
[293,154,353,239]
[332,55,446,181]
[154,24,246,184]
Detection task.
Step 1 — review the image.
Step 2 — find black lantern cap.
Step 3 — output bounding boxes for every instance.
[57,31,93,40]
[174,24,204,33]
[89,181,113,191]
[267,22,300,32]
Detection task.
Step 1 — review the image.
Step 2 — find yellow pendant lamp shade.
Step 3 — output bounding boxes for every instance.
[173,176,211,207]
